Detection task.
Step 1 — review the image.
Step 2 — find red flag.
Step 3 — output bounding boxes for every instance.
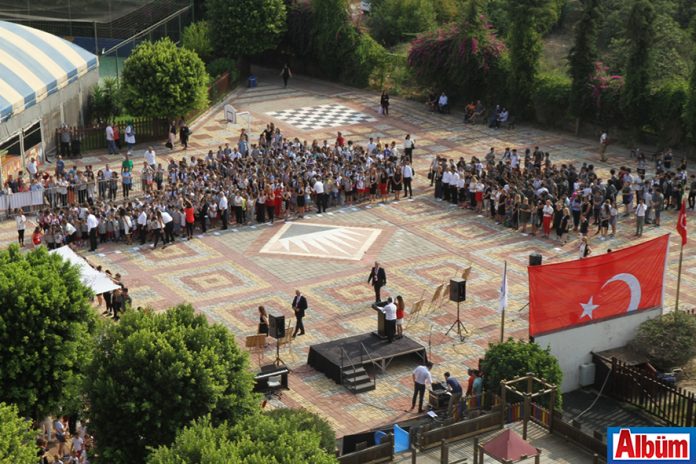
[677,200,687,246]
[528,235,670,337]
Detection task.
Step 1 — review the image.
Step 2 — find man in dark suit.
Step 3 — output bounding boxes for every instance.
[367,261,387,303]
[291,289,307,337]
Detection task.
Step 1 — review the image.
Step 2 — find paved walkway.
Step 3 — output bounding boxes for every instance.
[3,68,694,438]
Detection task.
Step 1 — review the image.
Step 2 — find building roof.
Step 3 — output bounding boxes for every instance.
[481,429,540,463]
[0,21,98,122]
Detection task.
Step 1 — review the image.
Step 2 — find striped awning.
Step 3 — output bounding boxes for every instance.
[0,20,98,122]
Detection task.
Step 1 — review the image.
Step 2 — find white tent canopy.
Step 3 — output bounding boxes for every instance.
[49,246,120,295]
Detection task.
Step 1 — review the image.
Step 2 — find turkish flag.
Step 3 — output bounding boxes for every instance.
[677,200,687,246]
[528,234,670,337]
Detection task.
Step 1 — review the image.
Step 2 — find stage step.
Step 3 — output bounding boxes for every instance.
[341,366,375,393]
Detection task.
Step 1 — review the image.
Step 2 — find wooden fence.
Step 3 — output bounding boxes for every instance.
[594,354,696,427]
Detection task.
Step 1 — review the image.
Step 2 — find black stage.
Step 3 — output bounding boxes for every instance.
[307,333,427,383]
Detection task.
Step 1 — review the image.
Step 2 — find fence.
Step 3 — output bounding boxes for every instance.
[54,118,170,156]
[593,354,696,427]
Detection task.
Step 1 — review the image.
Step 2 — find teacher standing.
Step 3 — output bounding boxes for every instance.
[367,261,387,303]
[291,289,307,338]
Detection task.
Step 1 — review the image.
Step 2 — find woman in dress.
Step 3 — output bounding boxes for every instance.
[395,295,405,339]
[557,207,571,245]
[392,168,403,201]
[32,226,43,248]
[378,169,389,203]
[296,182,306,218]
[258,305,270,335]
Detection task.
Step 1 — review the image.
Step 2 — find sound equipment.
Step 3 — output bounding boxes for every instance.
[449,278,466,302]
[529,253,542,266]
[269,315,285,339]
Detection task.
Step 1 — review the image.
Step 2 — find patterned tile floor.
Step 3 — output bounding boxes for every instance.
[4,67,695,438]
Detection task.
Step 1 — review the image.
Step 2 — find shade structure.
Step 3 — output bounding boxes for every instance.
[49,246,119,295]
[481,429,540,463]
[0,20,97,122]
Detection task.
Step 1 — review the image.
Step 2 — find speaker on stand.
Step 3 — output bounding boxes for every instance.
[269,315,286,366]
[445,278,468,341]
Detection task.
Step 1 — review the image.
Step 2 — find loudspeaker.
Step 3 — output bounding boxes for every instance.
[529,253,542,266]
[449,278,466,302]
[269,315,285,339]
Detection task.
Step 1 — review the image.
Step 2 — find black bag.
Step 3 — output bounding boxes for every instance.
[165,141,173,149]
[427,171,433,180]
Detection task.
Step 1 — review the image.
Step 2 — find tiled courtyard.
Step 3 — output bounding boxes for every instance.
[2,68,694,439]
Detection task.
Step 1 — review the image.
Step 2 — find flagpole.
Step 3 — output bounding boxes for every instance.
[500,261,506,343]
[676,242,683,311]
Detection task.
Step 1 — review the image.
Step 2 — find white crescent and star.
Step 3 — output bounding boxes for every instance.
[579,273,642,319]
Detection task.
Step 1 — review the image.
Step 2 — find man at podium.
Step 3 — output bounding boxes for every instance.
[380,297,397,343]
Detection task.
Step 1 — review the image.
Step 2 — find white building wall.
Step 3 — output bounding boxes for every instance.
[535,307,662,393]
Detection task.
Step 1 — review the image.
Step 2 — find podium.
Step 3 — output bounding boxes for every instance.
[371,301,388,339]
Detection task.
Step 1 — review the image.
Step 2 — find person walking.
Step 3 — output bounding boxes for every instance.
[280,64,292,88]
[291,289,307,337]
[125,121,136,154]
[380,91,390,116]
[402,162,414,199]
[106,122,118,154]
[367,261,387,303]
[599,130,608,162]
[15,209,26,246]
[411,361,433,413]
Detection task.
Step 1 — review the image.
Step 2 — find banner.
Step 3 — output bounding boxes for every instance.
[528,235,670,337]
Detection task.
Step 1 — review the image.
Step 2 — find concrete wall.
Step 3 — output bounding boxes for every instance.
[535,307,662,393]
[0,67,99,159]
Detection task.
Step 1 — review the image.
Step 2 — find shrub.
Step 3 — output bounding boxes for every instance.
[121,39,209,119]
[631,311,696,370]
[207,57,238,81]
[344,32,389,87]
[0,402,38,464]
[369,0,437,47]
[147,414,338,464]
[480,339,562,407]
[182,21,213,63]
[533,72,571,127]
[266,408,336,454]
[649,79,688,148]
[407,17,506,103]
[88,77,122,125]
[0,245,95,420]
[86,304,257,463]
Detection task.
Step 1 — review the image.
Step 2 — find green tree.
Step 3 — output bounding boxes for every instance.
[0,246,95,420]
[0,402,37,464]
[266,408,336,454]
[506,0,552,117]
[369,0,437,47]
[207,0,286,59]
[683,19,696,143]
[311,0,356,79]
[88,77,122,125]
[85,304,257,464]
[631,311,696,370]
[147,413,338,464]
[121,38,209,119]
[568,0,599,124]
[480,339,562,405]
[621,0,656,130]
[182,21,213,63]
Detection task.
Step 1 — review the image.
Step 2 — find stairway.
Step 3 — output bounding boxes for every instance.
[342,365,376,393]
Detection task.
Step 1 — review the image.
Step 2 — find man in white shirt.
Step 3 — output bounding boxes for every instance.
[411,361,434,413]
[599,131,608,161]
[219,192,229,230]
[380,297,398,343]
[161,210,174,244]
[402,162,414,199]
[438,92,449,113]
[403,134,415,163]
[26,157,38,178]
[313,178,327,213]
[105,123,118,154]
[635,199,647,237]
[145,146,156,168]
[87,209,99,251]
[137,209,148,245]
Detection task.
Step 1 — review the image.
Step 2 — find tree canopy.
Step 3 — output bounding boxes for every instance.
[121,38,209,119]
[568,0,600,120]
[0,245,95,420]
[147,412,338,464]
[207,0,287,59]
[0,402,37,464]
[631,310,696,370]
[85,304,257,463]
[480,339,562,405]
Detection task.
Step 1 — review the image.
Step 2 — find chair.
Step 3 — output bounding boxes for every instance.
[266,374,283,399]
[245,334,267,367]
